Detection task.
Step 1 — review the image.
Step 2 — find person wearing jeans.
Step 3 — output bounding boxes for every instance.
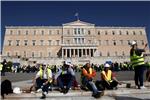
[57,59,75,94]
[81,63,104,98]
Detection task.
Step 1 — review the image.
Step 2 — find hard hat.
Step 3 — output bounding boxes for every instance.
[131,41,137,46]
[13,87,22,94]
[104,63,110,68]
[65,59,73,66]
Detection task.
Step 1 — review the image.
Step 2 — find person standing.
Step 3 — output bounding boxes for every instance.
[130,41,148,89]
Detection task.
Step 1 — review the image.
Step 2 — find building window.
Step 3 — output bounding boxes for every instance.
[82,38,84,43]
[7,52,10,57]
[24,51,26,57]
[26,30,28,35]
[10,30,13,35]
[120,40,123,45]
[107,52,110,57]
[113,40,116,46]
[122,51,125,56]
[67,30,70,34]
[24,40,28,46]
[16,40,20,46]
[57,30,59,34]
[48,40,52,45]
[48,52,51,57]
[18,30,21,35]
[74,28,77,34]
[126,31,129,35]
[112,31,115,35]
[99,40,101,45]
[88,40,91,44]
[119,31,122,35]
[98,31,100,35]
[74,38,77,44]
[67,40,70,44]
[32,52,34,57]
[133,31,136,35]
[34,30,36,35]
[40,40,44,46]
[105,31,108,35]
[15,52,18,56]
[141,40,144,45]
[115,51,117,56]
[140,31,142,35]
[81,28,84,34]
[78,28,80,34]
[106,40,109,45]
[56,40,59,45]
[49,30,51,35]
[78,38,81,44]
[99,52,102,56]
[41,30,44,35]
[32,40,36,46]
[88,30,91,35]
[127,40,130,45]
[8,40,12,46]
[40,52,42,57]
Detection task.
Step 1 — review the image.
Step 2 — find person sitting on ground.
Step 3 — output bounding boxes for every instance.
[33,64,53,99]
[81,63,104,98]
[57,60,75,94]
[95,63,121,90]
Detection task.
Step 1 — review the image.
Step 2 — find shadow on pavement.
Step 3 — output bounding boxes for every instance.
[115,96,150,100]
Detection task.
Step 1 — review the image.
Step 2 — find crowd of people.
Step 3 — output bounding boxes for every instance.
[0,60,137,75]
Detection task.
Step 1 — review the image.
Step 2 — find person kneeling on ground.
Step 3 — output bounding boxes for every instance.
[33,64,53,99]
[96,63,121,90]
[81,63,104,98]
[57,60,75,94]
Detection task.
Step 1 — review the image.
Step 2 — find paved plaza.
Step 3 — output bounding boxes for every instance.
[1,72,150,100]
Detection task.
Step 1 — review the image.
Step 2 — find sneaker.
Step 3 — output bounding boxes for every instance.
[140,86,146,89]
[37,89,42,92]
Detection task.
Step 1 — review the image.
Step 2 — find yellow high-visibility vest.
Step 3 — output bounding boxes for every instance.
[39,69,52,83]
[101,70,112,82]
[130,50,145,67]
[0,64,3,71]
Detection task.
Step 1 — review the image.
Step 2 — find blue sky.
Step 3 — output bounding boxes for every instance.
[1,1,150,51]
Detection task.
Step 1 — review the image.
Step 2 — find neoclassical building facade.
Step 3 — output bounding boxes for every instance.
[2,20,149,62]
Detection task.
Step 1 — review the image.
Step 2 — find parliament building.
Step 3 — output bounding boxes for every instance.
[2,20,149,64]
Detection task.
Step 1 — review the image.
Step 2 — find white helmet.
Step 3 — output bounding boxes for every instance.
[65,59,73,67]
[104,63,110,68]
[13,87,22,94]
[131,41,137,46]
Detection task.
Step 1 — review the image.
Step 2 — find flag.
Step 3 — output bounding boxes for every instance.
[75,13,78,16]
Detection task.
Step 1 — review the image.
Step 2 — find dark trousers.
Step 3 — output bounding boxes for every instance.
[95,80,118,90]
[36,78,51,93]
[57,74,74,89]
[134,65,145,86]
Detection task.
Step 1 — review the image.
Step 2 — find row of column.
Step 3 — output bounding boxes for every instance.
[62,48,96,58]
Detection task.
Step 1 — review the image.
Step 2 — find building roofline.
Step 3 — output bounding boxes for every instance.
[5,26,62,29]
[95,26,146,29]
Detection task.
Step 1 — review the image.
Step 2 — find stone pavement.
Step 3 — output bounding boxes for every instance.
[1,80,150,100]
